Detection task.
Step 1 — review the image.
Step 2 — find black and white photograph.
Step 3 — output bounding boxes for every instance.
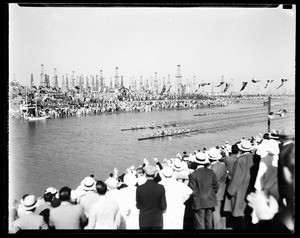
[7,3,295,233]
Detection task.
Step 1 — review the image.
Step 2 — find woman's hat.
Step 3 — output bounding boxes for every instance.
[80,177,96,191]
[23,195,38,211]
[237,140,254,152]
[208,147,222,160]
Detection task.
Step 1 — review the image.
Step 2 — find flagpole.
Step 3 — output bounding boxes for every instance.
[268,95,271,132]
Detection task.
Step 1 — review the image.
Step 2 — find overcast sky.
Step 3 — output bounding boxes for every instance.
[9,4,295,93]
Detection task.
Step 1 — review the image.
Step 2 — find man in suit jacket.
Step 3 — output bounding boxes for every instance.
[223,140,257,230]
[209,147,228,229]
[49,186,87,229]
[188,154,219,229]
[11,195,48,233]
[136,165,167,229]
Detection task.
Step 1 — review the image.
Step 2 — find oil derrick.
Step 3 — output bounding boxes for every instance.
[167,75,171,91]
[154,72,158,94]
[30,74,34,88]
[61,75,65,91]
[54,68,58,88]
[176,65,182,93]
[66,73,69,90]
[71,71,75,89]
[121,76,124,87]
[86,76,89,91]
[115,67,119,89]
[99,70,104,89]
[40,64,45,87]
[95,75,99,92]
[140,76,143,92]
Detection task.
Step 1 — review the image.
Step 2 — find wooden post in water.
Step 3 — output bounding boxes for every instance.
[268,96,271,132]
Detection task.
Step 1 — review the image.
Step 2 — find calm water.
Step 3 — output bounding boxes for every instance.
[8,97,295,201]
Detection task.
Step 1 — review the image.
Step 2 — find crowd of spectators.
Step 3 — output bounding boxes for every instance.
[8,127,294,233]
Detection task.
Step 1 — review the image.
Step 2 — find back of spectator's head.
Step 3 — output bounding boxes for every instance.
[59,186,71,201]
[96,180,107,195]
[231,143,239,155]
[44,193,54,202]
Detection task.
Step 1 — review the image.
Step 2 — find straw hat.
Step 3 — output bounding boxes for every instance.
[237,140,254,152]
[256,139,280,157]
[276,127,295,139]
[23,195,38,211]
[123,173,137,187]
[162,166,174,178]
[172,157,184,171]
[208,147,222,160]
[80,177,96,191]
[195,152,210,165]
[143,165,158,176]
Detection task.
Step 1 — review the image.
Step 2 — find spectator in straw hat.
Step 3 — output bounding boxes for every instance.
[223,140,258,230]
[11,195,48,233]
[136,165,167,229]
[49,186,87,229]
[159,166,192,229]
[85,181,121,229]
[172,157,190,185]
[208,147,228,229]
[77,177,100,219]
[114,173,139,229]
[188,155,219,229]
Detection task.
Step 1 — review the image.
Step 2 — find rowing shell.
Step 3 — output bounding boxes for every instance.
[138,129,200,141]
[121,124,177,131]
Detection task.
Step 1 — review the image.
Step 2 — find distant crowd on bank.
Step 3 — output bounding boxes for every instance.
[8,127,294,233]
[17,97,231,119]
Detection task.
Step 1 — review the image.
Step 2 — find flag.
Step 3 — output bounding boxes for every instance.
[264,80,274,88]
[277,79,288,89]
[200,82,210,87]
[223,83,231,92]
[160,85,166,95]
[215,82,224,87]
[195,84,201,93]
[166,85,172,93]
[252,78,260,83]
[268,109,287,119]
[240,82,248,91]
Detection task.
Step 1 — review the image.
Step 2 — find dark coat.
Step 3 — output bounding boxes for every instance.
[188,167,219,210]
[224,154,238,180]
[223,152,256,217]
[210,161,228,201]
[136,179,167,228]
